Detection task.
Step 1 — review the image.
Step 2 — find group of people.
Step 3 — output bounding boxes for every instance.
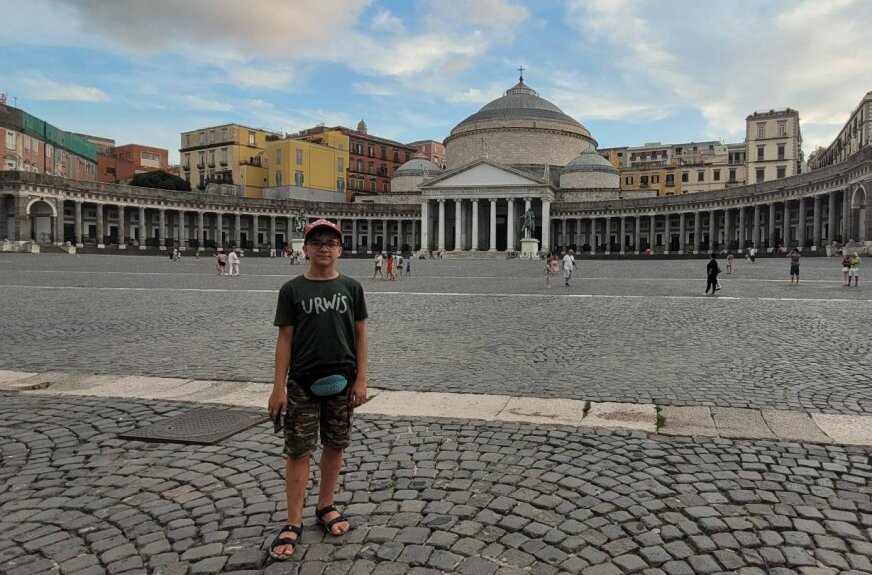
[372,252,409,280]
[544,249,576,288]
[214,248,241,276]
[841,251,862,286]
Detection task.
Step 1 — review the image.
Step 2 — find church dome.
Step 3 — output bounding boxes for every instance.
[394,157,443,177]
[444,78,597,170]
[559,150,620,190]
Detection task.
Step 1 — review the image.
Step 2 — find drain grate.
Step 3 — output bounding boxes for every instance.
[119,408,267,445]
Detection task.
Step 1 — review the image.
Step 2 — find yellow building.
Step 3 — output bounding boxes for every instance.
[179,124,275,198]
[266,129,349,197]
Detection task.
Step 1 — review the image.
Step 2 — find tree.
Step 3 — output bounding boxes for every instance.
[129,170,191,191]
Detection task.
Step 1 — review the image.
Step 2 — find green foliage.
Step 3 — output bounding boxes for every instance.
[129,170,191,191]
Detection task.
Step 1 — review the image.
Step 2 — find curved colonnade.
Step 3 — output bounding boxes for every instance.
[1,146,869,255]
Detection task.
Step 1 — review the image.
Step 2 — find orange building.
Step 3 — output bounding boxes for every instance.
[98,144,169,184]
[407,139,446,168]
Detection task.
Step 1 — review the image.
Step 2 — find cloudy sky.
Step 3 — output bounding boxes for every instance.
[1,0,868,163]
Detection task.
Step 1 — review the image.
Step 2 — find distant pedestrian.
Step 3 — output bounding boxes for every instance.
[396,254,404,278]
[744,248,751,263]
[373,252,384,279]
[842,252,853,286]
[544,252,557,288]
[216,250,227,275]
[195,251,200,261]
[726,252,734,274]
[749,247,757,262]
[172,247,181,262]
[228,249,240,276]
[562,249,576,287]
[386,252,396,280]
[704,253,721,295]
[788,248,801,285]
[849,252,860,287]
[405,259,411,276]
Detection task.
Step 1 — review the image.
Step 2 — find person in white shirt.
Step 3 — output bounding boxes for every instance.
[562,249,577,287]
[373,253,384,279]
[396,254,404,278]
[228,249,240,276]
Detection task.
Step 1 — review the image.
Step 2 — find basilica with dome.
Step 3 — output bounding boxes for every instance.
[390,76,654,253]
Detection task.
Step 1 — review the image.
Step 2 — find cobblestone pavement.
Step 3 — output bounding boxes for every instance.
[1,394,870,575]
[1,254,871,414]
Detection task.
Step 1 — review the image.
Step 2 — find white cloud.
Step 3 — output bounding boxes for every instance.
[563,0,872,146]
[371,8,404,33]
[15,77,108,102]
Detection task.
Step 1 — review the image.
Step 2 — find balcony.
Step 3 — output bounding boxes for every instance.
[196,162,205,169]
[219,160,228,166]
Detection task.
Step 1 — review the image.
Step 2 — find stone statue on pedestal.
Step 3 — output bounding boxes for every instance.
[520,209,535,239]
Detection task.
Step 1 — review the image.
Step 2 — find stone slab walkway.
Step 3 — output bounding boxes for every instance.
[4,370,872,447]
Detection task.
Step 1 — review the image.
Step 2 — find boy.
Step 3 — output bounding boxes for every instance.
[562,249,576,287]
[268,219,369,561]
[705,253,721,295]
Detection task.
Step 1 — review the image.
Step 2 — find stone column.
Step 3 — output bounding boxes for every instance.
[589,218,597,255]
[197,212,204,250]
[723,209,732,252]
[506,198,515,251]
[812,196,821,250]
[541,200,551,253]
[693,212,701,254]
[351,219,358,252]
[827,192,836,243]
[412,220,419,250]
[251,214,259,250]
[738,207,746,249]
[679,213,686,253]
[437,200,446,252]
[74,201,83,247]
[117,205,125,248]
[419,204,428,253]
[454,200,462,251]
[269,216,276,251]
[96,204,105,248]
[634,216,640,254]
[158,209,166,248]
[234,213,241,248]
[138,206,146,249]
[767,203,776,250]
[783,201,790,247]
[471,200,479,251]
[752,205,760,248]
[649,214,656,249]
[797,197,807,249]
[662,214,670,253]
[53,201,63,245]
[489,199,497,251]
[708,210,716,252]
[843,189,852,241]
[604,217,611,254]
[179,210,187,249]
[216,213,224,247]
[620,216,627,254]
[382,218,389,249]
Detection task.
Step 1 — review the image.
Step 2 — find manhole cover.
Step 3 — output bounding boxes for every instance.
[119,408,267,445]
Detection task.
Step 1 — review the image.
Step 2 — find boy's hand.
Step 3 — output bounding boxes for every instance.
[268,387,288,419]
[349,379,367,408]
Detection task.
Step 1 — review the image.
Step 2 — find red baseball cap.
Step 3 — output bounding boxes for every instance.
[304,219,342,240]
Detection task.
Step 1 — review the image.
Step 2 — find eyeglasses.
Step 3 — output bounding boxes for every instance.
[307,239,342,249]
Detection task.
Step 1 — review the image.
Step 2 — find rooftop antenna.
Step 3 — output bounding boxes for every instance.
[517,65,525,82]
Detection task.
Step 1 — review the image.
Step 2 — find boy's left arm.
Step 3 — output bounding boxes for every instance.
[350,319,368,408]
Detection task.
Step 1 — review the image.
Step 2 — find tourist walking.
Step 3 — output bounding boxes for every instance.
[562,249,576,287]
[842,252,853,286]
[172,247,181,262]
[849,252,861,286]
[405,258,411,276]
[373,252,384,279]
[396,254,404,278]
[787,248,801,285]
[216,250,227,275]
[386,252,396,280]
[749,247,757,262]
[268,218,368,561]
[726,252,734,274]
[544,252,557,288]
[704,253,721,295]
[228,249,240,276]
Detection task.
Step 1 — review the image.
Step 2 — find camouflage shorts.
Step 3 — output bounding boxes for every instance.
[283,378,353,458]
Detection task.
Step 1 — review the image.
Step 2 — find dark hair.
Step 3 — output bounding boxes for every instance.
[710,253,717,258]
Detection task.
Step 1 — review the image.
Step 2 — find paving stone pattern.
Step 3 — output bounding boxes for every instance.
[1,394,871,575]
[0,255,871,414]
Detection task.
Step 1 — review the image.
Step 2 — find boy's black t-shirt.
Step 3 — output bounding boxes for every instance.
[273,274,368,376]
[707,259,720,276]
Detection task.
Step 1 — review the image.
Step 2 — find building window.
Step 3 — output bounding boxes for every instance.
[198,151,205,167]
[666,174,674,186]
[370,180,376,193]
[776,166,786,179]
[357,160,363,172]
[5,131,15,149]
[220,148,227,165]
[275,170,282,186]
[625,176,633,185]
[729,168,736,182]
[640,175,648,186]
[184,153,190,169]
[713,169,720,181]
[185,134,191,147]
[248,131,256,146]
[383,183,389,193]
[756,168,764,183]
[276,148,282,164]
[295,171,304,186]
[296,149,303,164]
[757,145,764,161]
[756,122,766,139]
[208,150,215,166]
[208,130,215,144]
[199,132,205,145]
[777,144,785,160]
[221,128,228,142]
[681,172,689,183]
[393,151,399,162]
[777,121,787,137]
[337,158,344,172]
[652,175,659,184]
[368,146,374,157]
[337,179,345,193]
[697,170,704,182]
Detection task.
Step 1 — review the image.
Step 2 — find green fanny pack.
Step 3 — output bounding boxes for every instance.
[293,366,354,398]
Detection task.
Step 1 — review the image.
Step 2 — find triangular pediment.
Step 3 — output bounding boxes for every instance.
[421,159,549,189]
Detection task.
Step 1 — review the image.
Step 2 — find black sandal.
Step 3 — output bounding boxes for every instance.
[268,523,302,561]
[315,505,351,536]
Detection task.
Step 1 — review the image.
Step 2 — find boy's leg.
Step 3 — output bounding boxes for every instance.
[316,391,353,535]
[317,445,350,535]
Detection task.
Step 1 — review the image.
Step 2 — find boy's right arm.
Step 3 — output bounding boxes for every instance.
[268,325,293,418]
